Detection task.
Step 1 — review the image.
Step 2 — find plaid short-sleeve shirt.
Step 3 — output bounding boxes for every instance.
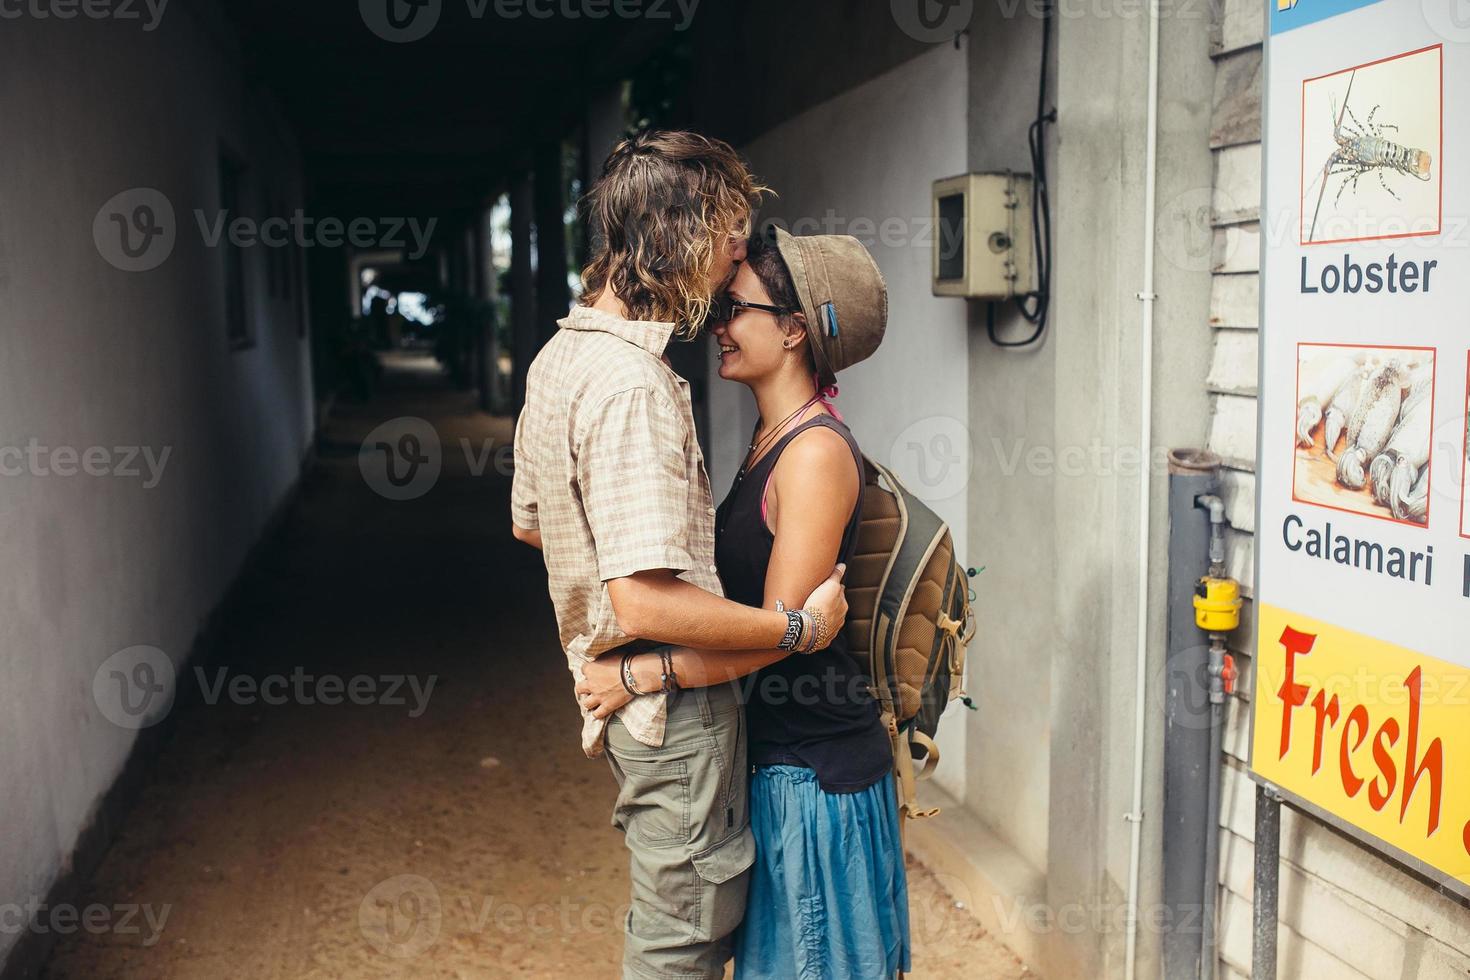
[511,305,723,757]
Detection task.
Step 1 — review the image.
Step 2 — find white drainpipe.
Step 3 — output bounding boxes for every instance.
[1124,0,1163,975]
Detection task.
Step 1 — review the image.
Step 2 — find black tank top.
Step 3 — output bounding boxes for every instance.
[714,414,892,794]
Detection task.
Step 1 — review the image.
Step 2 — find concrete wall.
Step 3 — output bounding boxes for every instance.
[1039,5,1218,976]
[0,5,314,967]
[962,0,1055,878]
[707,41,974,802]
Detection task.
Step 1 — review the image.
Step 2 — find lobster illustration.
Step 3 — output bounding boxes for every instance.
[1305,70,1433,243]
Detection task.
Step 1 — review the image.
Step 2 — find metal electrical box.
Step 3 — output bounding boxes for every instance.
[931,172,1033,299]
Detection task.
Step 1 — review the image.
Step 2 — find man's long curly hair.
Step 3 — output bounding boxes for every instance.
[579,131,768,339]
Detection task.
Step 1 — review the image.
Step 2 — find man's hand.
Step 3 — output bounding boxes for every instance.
[575,656,634,720]
[799,563,848,646]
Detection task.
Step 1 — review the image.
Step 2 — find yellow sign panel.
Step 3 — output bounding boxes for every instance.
[1252,603,1470,886]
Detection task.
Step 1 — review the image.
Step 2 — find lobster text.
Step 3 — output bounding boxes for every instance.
[1300,253,1436,294]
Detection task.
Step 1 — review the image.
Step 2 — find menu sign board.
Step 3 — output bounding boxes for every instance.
[1254,0,1470,899]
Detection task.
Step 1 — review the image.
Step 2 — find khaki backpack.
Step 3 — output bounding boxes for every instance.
[846,457,975,824]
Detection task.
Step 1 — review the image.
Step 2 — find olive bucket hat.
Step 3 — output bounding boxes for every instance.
[767,225,888,385]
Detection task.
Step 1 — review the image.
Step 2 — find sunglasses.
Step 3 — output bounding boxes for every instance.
[709,295,798,324]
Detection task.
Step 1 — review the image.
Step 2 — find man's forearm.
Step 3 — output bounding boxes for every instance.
[609,573,788,650]
[630,646,786,691]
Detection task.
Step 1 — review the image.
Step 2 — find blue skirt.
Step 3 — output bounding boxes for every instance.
[734,765,912,980]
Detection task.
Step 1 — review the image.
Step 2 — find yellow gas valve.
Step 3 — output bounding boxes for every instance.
[1193,576,1242,632]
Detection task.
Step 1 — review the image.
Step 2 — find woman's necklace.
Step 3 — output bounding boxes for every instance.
[741,393,822,478]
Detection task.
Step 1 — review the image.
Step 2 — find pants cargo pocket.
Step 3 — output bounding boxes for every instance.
[691,828,755,944]
[610,756,692,848]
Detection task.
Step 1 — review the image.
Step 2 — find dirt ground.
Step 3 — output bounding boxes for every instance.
[42,355,1028,979]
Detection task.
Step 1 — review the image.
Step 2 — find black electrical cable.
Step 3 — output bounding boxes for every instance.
[988,0,1055,349]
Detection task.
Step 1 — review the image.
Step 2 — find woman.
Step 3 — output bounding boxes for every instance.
[579,227,910,979]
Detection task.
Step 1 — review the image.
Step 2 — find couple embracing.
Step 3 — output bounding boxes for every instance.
[511,130,910,980]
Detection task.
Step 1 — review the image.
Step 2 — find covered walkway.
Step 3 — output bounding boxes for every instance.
[37,358,1020,979]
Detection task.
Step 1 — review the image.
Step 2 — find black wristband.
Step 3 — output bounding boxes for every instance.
[778,610,803,651]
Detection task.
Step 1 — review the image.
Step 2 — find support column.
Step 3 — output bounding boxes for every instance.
[533,140,570,349]
[471,206,499,414]
[510,173,536,409]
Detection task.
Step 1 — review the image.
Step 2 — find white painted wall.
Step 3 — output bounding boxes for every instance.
[0,6,314,965]
[711,42,973,799]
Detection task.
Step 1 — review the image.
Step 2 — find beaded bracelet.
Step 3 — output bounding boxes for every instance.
[805,607,829,652]
[799,610,819,653]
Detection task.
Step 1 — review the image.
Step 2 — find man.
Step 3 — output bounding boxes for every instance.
[509,131,847,979]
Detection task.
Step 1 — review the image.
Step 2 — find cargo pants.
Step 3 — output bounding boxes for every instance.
[605,680,755,979]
